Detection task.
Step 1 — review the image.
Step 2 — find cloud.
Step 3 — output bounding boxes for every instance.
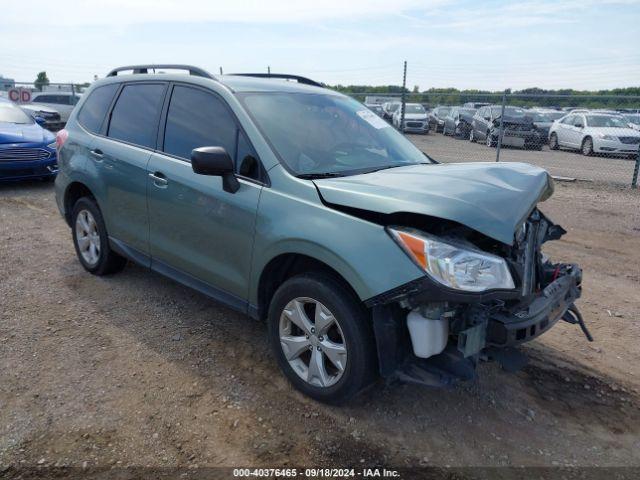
[1,0,449,26]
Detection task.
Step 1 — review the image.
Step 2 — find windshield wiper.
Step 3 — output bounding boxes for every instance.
[297,172,346,179]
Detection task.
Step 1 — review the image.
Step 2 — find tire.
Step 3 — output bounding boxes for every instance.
[486,131,496,147]
[549,133,559,150]
[267,273,377,404]
[469,128,476,142]
[582,137,594,156]
[71,197,127,275]
[442,124,447,135]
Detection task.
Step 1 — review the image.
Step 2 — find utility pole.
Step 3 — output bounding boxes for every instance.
[268,66,271,74]
[495,89,509,162]
[400,61,407,133]
[219,67,223,75]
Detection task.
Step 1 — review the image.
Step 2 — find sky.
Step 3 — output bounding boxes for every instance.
[1,0,639,91]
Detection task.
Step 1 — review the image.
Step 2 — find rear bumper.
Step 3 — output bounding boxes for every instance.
[0,157,59,181]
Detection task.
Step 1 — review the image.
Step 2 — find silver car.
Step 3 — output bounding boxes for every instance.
[30,91,82,123]
[392,103,428,133]
[549,112,640,157]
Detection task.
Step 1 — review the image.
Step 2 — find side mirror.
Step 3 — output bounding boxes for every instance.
[484,116,491,121]
[34,116,46,126]
[575,123,583,129]
[191,146,240,193]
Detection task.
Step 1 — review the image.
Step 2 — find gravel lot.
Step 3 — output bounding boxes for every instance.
[409,132,639,186]
[1,165,639,476]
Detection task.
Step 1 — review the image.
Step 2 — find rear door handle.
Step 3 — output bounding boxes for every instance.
[90,148,104,160]
[149,172,168,187]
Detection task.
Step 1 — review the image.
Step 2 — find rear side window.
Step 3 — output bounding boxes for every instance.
[77,84,118,133]
[108,83,165,148]
[163,85,237,161]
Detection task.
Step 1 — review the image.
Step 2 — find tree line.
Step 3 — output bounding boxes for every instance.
[329,85,640,108]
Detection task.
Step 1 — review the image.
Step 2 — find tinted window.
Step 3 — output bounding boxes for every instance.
[108,83,165,148]
[35,95,53,102]
[163,85,237,161]
[77,84,118,133]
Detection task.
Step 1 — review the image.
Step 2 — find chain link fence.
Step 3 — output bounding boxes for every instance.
[348,91,640,188]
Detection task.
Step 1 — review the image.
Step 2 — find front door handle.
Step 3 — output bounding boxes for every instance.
[90,148,104,160]
[149,172,168,187]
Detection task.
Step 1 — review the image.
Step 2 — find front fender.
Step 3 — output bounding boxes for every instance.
[249,168,424,305]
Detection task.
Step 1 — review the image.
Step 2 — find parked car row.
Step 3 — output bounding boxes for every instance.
[427,103,640,156]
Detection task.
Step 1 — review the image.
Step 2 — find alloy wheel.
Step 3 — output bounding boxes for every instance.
[75,209,101,266]
[279,297,347,388]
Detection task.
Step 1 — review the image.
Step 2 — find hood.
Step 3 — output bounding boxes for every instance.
[21,103,59,115]
[496,116,532,126]
[533,121,552,129]
[314,162,554,245]
[0,122,49,144]
[402,113,428,120]
[586,126,640,137]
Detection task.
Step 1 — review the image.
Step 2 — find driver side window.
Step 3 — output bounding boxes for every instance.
[163,85,263,182]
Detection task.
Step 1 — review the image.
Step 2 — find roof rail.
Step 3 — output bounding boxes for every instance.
[106,64,217,80]
[229,73,323,88]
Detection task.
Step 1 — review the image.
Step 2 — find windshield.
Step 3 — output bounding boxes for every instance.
[528,111,562,122]
[585,115,629,128]
[240,93,429,177]
[436,107,450,116]
[0,103,33,124]
[405,104,426,114]
[499,106,527,118]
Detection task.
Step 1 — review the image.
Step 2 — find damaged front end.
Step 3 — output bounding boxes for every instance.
[366,209,589,388]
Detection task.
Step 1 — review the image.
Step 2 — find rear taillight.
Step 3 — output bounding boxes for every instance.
[56,129,69,150]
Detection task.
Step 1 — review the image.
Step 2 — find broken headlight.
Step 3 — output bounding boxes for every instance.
[388,227,515,292]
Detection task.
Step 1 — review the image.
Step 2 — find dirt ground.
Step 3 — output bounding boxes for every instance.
[1,177,639,477]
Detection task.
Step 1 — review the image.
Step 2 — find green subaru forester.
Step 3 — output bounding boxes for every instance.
[55,65,588,403]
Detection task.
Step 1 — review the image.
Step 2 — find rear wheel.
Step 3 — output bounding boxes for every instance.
[582,137,594,156]
[267,273,377,404]
[71,197,126,275]
[549,132,559,150]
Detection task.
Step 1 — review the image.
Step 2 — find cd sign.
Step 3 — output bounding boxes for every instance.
[7,88,32,103]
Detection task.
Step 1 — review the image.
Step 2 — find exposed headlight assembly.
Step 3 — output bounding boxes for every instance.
[388,227,515,292]
[47,142,57,149]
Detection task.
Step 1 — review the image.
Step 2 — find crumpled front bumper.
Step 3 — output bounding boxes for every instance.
[486,264,582,347]
[369,263,584,388]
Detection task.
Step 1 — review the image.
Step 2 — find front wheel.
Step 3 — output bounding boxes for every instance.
[469,128,476,142]
[486,131,497,147]
[267,273,377,404]
[582,137,594,156]
[549,132,559,150]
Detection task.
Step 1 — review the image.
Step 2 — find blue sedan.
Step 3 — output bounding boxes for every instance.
[0,100,58,182]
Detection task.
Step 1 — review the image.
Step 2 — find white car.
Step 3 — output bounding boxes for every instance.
[392,103,428,134]
[30,91,82,122]
[549,112,640,157]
